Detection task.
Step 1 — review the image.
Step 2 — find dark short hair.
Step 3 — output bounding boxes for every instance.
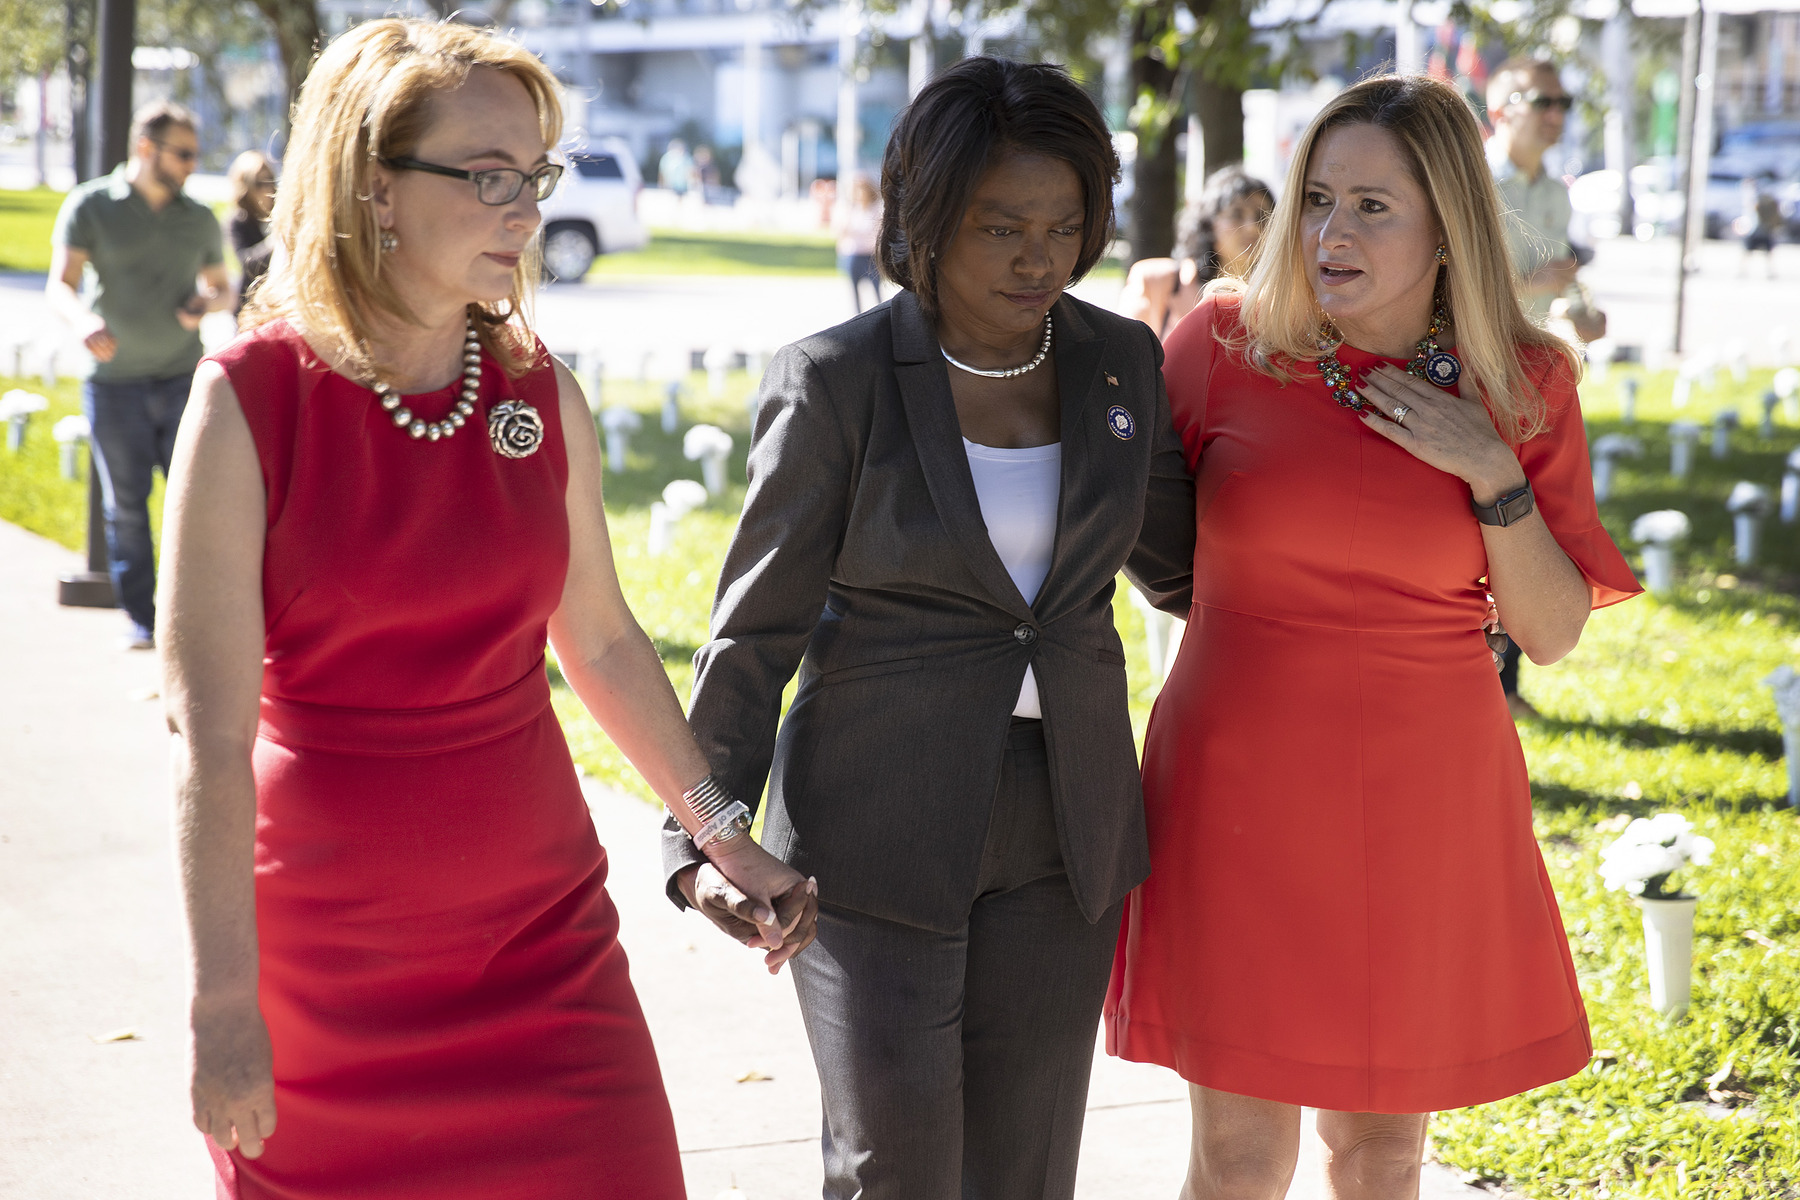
[878,57,1118,320]
[130,99,198,148]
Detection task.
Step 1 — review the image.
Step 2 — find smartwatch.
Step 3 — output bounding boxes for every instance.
[1471,481,1535,527]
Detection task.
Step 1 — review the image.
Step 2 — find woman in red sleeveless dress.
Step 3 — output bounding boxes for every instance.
[1104,77,1640,1198]
[157,21,816,1199]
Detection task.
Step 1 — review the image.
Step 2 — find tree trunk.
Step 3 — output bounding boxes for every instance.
[66,0,93,183]
[250,0,322,129]
[1128,2,1181,263]
[1193,73,1243,180]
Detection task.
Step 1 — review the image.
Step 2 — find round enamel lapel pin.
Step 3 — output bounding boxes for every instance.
[1107,405,1135,440]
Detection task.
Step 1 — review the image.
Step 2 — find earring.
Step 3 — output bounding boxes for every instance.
[380,230,399,253]
[1434,243,1448,265]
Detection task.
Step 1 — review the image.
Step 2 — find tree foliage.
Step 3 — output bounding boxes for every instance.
[0,0,70,91]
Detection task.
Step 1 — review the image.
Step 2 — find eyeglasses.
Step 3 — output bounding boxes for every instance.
[154,141,199,163]
[381,155,563,205]
[1509,91,1574,113]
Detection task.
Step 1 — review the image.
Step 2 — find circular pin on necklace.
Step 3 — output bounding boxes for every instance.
[1424,351,1462,388]
[1107,405,1136,440]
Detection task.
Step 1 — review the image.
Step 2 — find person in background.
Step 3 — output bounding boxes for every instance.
[693,144,721,195]
[833,172,883,313]
[1742,181,1782,279]
[1119,167,1274,340]
[658,137,693,195]
[47,99,229,651]
[225,151,277,318]
[1485,56,1593,719]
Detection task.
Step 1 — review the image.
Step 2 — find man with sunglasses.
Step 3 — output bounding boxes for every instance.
[1485,59,1583,324]
[48,100,227,650]
[1484,59,1596,722]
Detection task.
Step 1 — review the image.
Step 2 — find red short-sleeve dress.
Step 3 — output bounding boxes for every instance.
[203,319,684,1198]
[1104,296,1641,1114]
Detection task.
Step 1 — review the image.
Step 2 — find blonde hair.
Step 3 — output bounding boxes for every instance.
[242,18,563,380]
[227,150,275,219]
[1211,74,1577,443]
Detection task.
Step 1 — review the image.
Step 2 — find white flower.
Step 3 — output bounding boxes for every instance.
[1631,510,1691,545]
[1596,811,1714,894]
[1599,840,1681,893]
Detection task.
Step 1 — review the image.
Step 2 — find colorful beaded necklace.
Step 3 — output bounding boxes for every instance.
[1316,301,1454,412]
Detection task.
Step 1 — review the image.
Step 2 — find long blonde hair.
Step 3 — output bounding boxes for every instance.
[243,18,563,381]
[1212,74,1577,443]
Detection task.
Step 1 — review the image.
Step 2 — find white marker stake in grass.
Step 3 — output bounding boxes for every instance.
[600,406,643,474]
[0,389,48,452]
[684,424,734,496]
[1619,376,1639,425]
[1767,665,1800,809]
[1776,367,1800,422]
[1726,481,1773,566]
[52,414,90,481]
[1631,509,1690,594]
[1668,421,1701,480]
[1591,434,1642,503]
[649,478,710,555]
[662,381,682,434]
[1782,449,1800,523]
[1712,409,1740,459]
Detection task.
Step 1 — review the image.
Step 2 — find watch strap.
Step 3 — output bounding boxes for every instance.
[1471,480,1535,527]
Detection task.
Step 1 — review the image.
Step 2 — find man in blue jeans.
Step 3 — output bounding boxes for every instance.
[48,100,228,649]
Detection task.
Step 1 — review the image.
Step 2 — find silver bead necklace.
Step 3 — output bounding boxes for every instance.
[941,316,1053,379]
[372,317,483,442]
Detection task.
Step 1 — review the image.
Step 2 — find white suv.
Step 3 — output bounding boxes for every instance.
[538,136,650,281]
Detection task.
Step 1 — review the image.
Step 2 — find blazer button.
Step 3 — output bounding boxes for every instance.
[1013,624,1038,646]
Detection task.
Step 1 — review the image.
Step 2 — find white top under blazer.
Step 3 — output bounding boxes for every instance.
[963,438,1063,719]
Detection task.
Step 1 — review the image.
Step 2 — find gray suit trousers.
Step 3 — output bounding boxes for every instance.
[789,720,1124,1200]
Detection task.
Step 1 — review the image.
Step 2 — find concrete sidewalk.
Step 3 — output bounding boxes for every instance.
[0,518,1484,1199]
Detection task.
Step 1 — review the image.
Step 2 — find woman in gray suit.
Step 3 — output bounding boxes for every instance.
[661,57,1194,1199]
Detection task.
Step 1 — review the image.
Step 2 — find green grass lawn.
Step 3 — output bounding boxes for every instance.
[4,354,1797,1196]
[0,188,63,273]
[586,226,1126,280]
[589,228,840,277]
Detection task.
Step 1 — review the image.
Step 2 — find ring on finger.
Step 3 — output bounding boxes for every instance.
[1393,404,1411,425]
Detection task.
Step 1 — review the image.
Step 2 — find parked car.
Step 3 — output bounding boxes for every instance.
[536,136,650,282]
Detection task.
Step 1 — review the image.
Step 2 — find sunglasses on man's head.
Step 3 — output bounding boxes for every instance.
[1509,91,1574,113]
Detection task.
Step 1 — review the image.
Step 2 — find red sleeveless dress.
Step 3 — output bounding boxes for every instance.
[204,319,684,1199]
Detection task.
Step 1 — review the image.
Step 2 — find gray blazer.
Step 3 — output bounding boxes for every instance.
[663,290,1195,933]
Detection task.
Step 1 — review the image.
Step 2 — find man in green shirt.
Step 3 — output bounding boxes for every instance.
[48,100,228,649]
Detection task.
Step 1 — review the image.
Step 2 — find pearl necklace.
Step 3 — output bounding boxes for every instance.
[941,316,1053,379]
[372,318,483,442]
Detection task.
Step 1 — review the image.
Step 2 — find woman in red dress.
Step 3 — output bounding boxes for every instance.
[1104,76,1641,1198]
[158,20,816,1199]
